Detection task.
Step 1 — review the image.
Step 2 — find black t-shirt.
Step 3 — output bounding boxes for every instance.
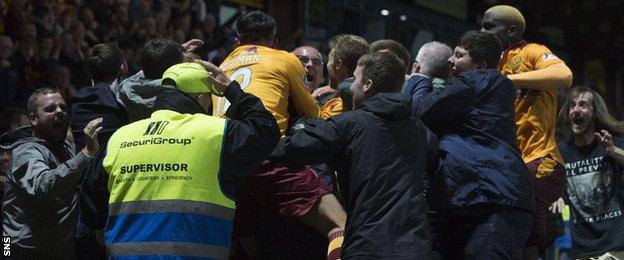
[559,137,624,257]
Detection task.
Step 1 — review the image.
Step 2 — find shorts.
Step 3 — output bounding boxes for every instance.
[525,156,566,248]
[233,160,332,238]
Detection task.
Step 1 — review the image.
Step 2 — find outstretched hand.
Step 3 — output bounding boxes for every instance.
[312,85,338,101]
[194,59,231,94]
[595,130,614,151]
[83,117,104,156]
[182,39,204,52]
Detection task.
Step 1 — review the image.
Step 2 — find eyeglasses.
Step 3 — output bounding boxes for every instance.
[297,55,323,66]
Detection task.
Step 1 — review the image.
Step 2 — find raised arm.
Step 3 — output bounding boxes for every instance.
[507,45,573,91]
[197,59,280,198]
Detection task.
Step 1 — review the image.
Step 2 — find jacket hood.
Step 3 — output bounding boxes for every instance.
[357,92,412,120]
[0,126,39,150]
[114,73,168,104]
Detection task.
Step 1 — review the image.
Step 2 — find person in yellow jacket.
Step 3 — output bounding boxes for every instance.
[481,5,573,259]
[80,60,279,259]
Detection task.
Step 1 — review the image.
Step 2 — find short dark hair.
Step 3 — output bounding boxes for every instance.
[27,88,61,114]
[235,11,277,45]
[329,34,370,71]
[139,38,185,79]
[457,31,502,69]
[357,52,405,93]
[89,43,124,83]
[370,39,411,74]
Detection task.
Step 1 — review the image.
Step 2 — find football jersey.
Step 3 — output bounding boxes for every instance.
[214,45,322,135]
[499,41,565,175]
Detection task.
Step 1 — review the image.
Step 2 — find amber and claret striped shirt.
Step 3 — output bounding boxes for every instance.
[213,45,323,135]
[499,41,572,177]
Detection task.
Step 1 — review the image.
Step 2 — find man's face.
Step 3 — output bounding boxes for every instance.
[0,36,13,60]
[568,92,595,136]
[31,93,69,144]
[481,13,510,47]
[350,65,367,108]
[448,46,479,76]
[293,47,323,92]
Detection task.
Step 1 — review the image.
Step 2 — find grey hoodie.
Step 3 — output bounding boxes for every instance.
[113,71,174,122]
[0,126,92,257]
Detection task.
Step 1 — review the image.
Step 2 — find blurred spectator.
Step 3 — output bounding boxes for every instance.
[0,108,29,135]
[52,65,75,104]
[0,0,241,99]
[0,34,27,111]
[0,107,29,207]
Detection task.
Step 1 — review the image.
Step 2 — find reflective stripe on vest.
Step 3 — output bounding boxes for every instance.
[103,110,233,258]
[108,242,229,258]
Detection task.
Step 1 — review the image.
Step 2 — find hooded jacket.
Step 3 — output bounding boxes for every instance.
[113,72,173,122]
[408,69,534,211]
[0,126,92,257]
[271,92,432,259]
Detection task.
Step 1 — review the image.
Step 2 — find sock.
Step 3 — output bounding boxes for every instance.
[327,230,344,260]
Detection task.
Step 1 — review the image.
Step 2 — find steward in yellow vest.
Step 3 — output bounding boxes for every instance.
[80,61,279,259]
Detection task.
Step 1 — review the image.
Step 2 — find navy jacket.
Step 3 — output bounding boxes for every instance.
[70,82,129,150]
[407,70,534,211]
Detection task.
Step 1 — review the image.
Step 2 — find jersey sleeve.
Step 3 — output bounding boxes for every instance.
[284,55,323,119]
[526,44,565,70]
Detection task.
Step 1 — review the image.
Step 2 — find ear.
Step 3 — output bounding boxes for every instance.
[334,59,343,70]
[412,63,420,74]
[120,62,128,75]
[508,25,519,38]
[195,93,212,113]
[362,79,374,94]
[29,112,38,127]
[478,61,488,70]
[271,37,278,48]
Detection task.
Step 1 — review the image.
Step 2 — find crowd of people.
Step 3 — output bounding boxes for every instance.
[0,0,237,113]
[1,2,624,260]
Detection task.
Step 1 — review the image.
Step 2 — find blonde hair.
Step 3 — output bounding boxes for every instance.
[485,5,526,34]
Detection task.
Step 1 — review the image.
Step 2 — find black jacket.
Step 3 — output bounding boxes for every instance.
[407,70,534,211]
[70,82,129,151]
[80,81,280,230]
[271,92,432,259]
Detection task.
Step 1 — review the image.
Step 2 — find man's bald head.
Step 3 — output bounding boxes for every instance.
[292,46,324,92]
[481,5,525,48]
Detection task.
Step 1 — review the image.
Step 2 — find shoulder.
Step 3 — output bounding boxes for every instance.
[522,43,561,60]
[12,140,48,160]
[260,47,301,68]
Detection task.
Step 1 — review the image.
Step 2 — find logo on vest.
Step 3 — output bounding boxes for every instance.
[144,121,169,136]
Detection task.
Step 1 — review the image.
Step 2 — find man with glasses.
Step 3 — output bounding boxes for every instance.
[292,46,324,92]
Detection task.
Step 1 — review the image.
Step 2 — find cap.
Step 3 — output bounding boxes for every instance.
[162,62,222,95]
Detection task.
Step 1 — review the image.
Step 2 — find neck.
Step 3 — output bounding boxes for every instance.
[33,129,64,147]
[574,130,596,147]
